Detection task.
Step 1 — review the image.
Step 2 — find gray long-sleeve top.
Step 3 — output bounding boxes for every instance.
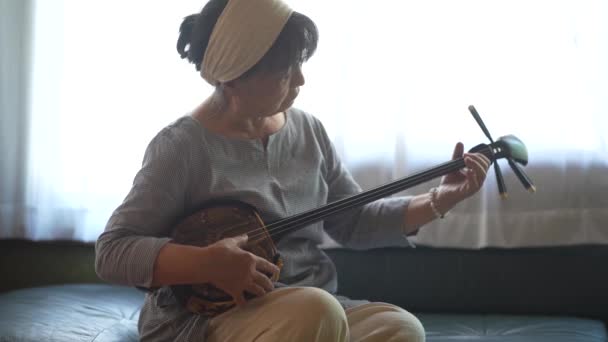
[95,108,412,341]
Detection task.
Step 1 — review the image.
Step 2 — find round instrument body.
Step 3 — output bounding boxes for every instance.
[170,200,282,317]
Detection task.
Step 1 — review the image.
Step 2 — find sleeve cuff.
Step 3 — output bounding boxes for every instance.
[355,196,416,248]
[129,236,173,288]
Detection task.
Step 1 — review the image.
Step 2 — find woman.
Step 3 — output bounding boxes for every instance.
[95,0,491,341]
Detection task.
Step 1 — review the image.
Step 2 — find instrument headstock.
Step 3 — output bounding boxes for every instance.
[468,135,528,165]
[468,105,534,195]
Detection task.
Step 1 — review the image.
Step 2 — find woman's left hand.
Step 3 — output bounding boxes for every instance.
[438,142,491,207]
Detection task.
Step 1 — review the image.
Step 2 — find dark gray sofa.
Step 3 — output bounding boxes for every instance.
[1,239,607,341]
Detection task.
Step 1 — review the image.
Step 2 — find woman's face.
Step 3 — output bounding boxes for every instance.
[228,64,305,118]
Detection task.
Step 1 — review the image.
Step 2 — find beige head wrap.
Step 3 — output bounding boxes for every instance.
[201,0,293,86]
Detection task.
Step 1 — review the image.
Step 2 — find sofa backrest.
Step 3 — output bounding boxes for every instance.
[325,245,608,326]
[1,239,607,326]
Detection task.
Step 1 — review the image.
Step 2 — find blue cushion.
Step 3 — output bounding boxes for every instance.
[419,313,607,341]
[0,285,606,341]
[0,284,142,342]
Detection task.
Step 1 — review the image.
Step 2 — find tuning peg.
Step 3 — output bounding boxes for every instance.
[494,162,508,199]
[469,105,495,143]
[469,105,506,198]
[508,158,536,193]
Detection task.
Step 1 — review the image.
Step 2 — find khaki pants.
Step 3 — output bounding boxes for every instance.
[207,287,425,342]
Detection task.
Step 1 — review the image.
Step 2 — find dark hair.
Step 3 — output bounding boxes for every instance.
[176,0,318,81]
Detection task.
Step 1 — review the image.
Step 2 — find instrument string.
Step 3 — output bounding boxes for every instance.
[214,147,493,242]
[250,157,470,241]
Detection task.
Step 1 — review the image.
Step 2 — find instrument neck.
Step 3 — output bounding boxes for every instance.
[265,148,492,239]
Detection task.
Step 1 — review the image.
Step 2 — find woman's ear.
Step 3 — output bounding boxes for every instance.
[219,82,240,112]
[220,81,235,96]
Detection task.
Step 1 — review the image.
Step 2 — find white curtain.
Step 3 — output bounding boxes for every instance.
[0,0,30,236]
[1,0,606,246]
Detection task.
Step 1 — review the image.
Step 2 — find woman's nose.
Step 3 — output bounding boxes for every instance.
[292,65,305,87]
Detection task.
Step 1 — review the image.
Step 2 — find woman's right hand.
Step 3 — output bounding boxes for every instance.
[204,234,280,306]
